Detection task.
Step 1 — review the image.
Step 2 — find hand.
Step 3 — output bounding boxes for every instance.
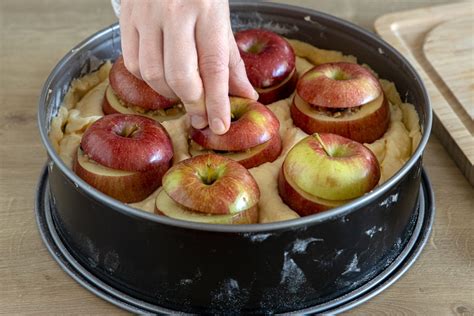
[119,0,258,134]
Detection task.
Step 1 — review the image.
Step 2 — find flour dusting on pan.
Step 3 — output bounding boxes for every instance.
[231,12,299,34]
[292,237,324,254]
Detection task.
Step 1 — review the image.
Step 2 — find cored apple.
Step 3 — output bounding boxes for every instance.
[297,62,381,108]
[109,55,178,110]
[189,97,281,168]
[280,133,380,210]
[102,85,184,122]
[235,29,297,104]
[292,62,390,143]
[155,189,258,224]
[162,154,260,217]
[102,55,184,121]
[291,92,390,143]
[73,114,173,203]
[189,132,282,169]
[191,97,280,151]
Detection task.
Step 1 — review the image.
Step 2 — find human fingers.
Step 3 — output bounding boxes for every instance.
[163,16,207,129]
[119,0,141,79]
[137,25,176,99]
[195,3,231,135]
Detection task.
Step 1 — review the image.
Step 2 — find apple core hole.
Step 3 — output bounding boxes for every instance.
[230,111,242,122]
[328,69,351,81]
[199,165,222,185]
[202,176,217,185]
[243,40,266,54]
[117,124,140,138]
[230,105,247,122]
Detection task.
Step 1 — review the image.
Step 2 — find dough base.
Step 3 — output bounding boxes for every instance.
[48,40,422,224]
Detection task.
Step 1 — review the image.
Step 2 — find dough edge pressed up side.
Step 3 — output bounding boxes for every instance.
[48,39,422,224]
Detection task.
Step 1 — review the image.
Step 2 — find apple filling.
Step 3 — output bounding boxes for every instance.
[311,104,362,117]
[294,92,384,121]
[104,85,184,121]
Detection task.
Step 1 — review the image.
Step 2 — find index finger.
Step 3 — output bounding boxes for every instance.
[195,10,231,135]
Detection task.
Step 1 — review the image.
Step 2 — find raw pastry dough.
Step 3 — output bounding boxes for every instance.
[49,40,422,223]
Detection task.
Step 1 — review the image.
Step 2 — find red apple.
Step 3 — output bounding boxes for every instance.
[81,114,173,171]
[297,62,381,108]
[257,69,298,105]
[73,114,174,203]
[278,168,348,216]
[189,132,282,169]
[109,55,178,110]
[282,133,380,202]
[291,92,390,143]
[235,29,296,104]
[74,148,170,203]
[190,97,280,151]
[162,154,260,216]
[102,85,184,122]
[155,189,258,224]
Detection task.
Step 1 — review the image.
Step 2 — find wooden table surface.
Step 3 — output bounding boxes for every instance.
[1,0,472,314]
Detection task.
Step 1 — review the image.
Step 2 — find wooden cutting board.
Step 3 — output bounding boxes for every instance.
[375,1,474,186]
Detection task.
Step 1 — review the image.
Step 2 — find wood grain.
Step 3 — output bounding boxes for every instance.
[1,0,473,314]
[424,17,474,120]
[375,1,474,186]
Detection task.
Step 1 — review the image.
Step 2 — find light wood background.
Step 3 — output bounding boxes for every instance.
[0,0,472,314]
[375,1,474,186]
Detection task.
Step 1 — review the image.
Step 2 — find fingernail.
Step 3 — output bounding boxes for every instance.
[252,90,259,100]
[211,118,227,135]
[191,116,207,129]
